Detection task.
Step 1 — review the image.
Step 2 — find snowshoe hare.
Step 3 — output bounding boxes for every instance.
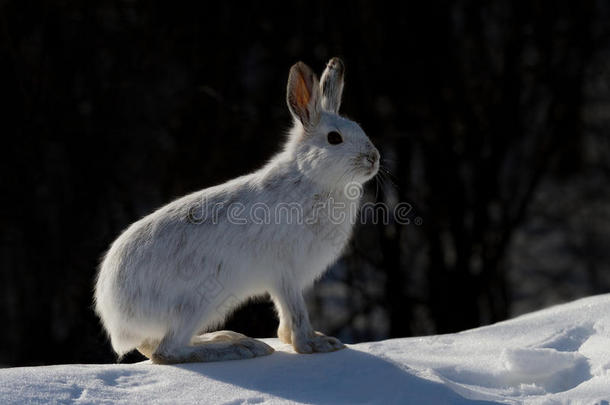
[94,57,380,364]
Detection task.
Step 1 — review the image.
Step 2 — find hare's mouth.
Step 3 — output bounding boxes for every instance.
[362,154,380,176]
[360,161,379,179]
[365,165,379,177]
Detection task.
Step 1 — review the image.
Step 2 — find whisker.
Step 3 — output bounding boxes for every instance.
[379,174,389,193]
[378,166,399,191]
[374,174,380,201]
[379,171,397,196]
[376,172,387,195]
[379,165,398,180]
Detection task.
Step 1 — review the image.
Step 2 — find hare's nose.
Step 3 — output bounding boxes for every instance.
[367,149,380,165]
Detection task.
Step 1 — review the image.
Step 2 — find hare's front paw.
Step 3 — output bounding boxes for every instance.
[292,331,345,354]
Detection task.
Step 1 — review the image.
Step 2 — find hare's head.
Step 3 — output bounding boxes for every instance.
[285,57,380,188]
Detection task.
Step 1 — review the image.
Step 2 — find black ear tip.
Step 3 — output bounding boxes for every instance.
[327,57,344,72]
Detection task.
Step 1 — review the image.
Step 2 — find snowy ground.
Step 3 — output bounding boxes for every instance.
[2,295,610,404]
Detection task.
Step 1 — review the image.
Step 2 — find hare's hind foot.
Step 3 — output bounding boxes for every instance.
[143,330,274,364]
[192,330,275,358]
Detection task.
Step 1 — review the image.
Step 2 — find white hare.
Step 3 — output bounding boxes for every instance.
[94,57,380,364]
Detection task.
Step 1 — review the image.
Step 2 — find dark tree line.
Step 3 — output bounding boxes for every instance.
[1,1,609,366]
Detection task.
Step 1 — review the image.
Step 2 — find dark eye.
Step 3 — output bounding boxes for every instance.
[327,131,343,145]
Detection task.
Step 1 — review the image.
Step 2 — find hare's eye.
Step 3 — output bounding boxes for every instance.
[327,131,343,145]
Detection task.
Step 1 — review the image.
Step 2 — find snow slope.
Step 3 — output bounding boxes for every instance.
[2,294,610,404]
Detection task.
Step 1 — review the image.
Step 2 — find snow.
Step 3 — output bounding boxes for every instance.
[2,295,610,404]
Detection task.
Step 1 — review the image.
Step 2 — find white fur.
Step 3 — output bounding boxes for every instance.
[94,57,380,362]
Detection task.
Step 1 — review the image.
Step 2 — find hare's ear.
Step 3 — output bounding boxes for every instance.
[320,57,344,113]
[287,62,321,129]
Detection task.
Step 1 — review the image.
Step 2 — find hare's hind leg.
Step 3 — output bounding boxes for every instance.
[149,330,274,364]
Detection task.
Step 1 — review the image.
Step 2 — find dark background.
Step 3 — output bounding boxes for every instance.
[2,1,610,366]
